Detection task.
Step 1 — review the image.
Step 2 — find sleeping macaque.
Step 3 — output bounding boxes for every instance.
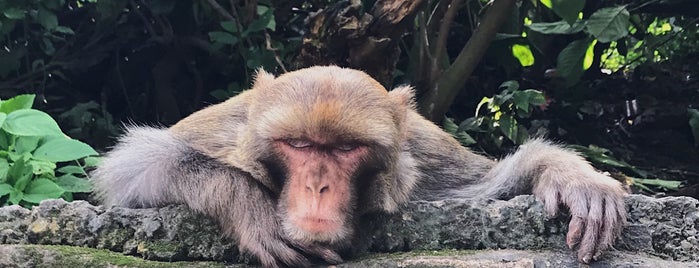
[92,66,627,267]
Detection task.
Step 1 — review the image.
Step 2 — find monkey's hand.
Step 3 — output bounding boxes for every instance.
[533,167,627,263]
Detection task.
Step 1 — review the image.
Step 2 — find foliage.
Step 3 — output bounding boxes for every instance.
[455,81,546,147]
[688,109,699,147]
[0,94,98,208]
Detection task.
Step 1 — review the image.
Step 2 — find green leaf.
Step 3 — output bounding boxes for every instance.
[556,38,594,86]
[0,94,35,113]
[22,178,65,204]
[539,0,584,25]
[511,44,534,67]
[632,177,682,191]
[83,156,101,168]
[37,8,58,30]
[33,138,98,162]
[3,8,25,19]
[8,190,22,205]
[443,118,476,146]
[57,165,85,175]
[498,114,519,143]
[0,112,6,129]
[0,183,13,197]
[208,31,238,45]
[512,92,530,112]
[54,26,75,34]
[689,109,699,146]
[0,158,9,182]
[55,174,92,193]
[28,159,56,176]
[527,20,585,34]
[246,7,275,34]
[221,21,238,33]
[499,81,520,92]
[14,136,41,154]
[3,109,64,137]
[9,156,33,191]
[585,6,630,43]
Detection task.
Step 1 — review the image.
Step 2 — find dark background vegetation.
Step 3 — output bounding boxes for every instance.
[0,0,697,199]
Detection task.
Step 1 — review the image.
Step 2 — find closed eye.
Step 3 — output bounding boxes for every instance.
[286,139,312,149]
[334,143,359,152]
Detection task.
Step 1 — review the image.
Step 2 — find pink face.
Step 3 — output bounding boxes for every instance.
[274,138,368,243]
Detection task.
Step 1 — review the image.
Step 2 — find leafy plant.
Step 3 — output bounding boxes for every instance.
[456,81,546,147]
[689,109,699,147]
[0,94,98,208]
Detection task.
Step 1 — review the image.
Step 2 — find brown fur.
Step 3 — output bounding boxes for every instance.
[92,66,626,267]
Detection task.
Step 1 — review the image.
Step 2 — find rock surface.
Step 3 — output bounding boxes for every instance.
[1,194,698,267]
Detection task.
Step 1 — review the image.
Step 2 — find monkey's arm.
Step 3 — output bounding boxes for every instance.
[405,111,626,263]
[91,127,320,267]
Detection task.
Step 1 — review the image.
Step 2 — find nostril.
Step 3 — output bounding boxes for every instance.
[305,186,312,192]
[319,185,329,194]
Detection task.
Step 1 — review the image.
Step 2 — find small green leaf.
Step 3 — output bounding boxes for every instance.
[3,109,64,137]
[22,178,65,204]
[37,8,58,30]
[511,44,535,67]
[0,183,13,196]
[14,136,41,154]
[3,8,25,19]
[83,156,101,168]
[0,158,9,182]
[208,31,238,45]
[55,174,92,193]
[221,21,238,33]
[33,138,99,162]
[57,165,85,175]
[585,6,630,43]
[0,94,35,113]
[0,113,6,128]
[527,20,585,34]
[498,114,519,143]
[54,26,75,34]
[632,177,682,191]
[8,190,22,205]
[499,81,520,92]
[512,92,530,112]
[28,160,56,176]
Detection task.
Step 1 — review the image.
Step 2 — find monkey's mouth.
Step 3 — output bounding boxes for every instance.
[297,217,342,234]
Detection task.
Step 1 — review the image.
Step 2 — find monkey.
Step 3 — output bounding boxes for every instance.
[92,66,627,267]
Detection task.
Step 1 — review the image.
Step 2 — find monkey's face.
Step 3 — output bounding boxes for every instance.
[275,138,368,244]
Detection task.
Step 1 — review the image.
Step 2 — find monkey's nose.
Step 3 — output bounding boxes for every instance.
[306,184,330,194]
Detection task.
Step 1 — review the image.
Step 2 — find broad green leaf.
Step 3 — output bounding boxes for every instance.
[443,118,476,146]
[33,138,98,162]
[3,8,25,19]
[0,183,13,196]
[585,6,630,43]
[556,39,594,86]
[689,109,699,146]
[8,155,32,189]
[499,81,520,92]
[8,190,22,205]
[512,92,530,112]
[246,8,275,34]
[539,0,584,25]
[56,174,92,193]
[527,20,585,34]
[208,31,238,45]
[3,109,64,136]
[221,21,238,33]
[0,94,35,113]
[37,8,58,30]
[0,113,6,129]
[57,165,85,175]
[22,178,65,204]
[512,44,535,67]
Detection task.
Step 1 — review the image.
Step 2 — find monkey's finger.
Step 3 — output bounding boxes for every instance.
[593,196,621,260]
[293,243,343,264]
[541,189,560,217]
[577,193,604,264]
[566,215,584,249]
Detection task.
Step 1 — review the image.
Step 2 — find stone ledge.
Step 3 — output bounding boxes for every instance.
[1,194,697,267]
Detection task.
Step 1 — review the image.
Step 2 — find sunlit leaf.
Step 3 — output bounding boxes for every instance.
[585,6,630,43]
[33,138,99,162]
[0,94,35,113]
[3,109,64,136]
[556,38,594,86]
[512,44,535,67]
[539,0,584,25]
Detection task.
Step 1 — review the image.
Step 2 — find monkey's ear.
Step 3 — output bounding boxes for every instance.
[252,68,276,89]
[388,85,417,111]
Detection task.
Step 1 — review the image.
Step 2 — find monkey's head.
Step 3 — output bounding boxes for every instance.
[237,66,416,246]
